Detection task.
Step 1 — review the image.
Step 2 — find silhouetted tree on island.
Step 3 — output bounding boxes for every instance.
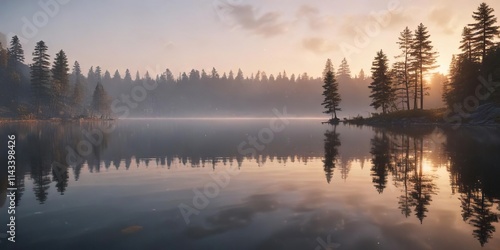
[369,50,394,114]
[322,59,341,121]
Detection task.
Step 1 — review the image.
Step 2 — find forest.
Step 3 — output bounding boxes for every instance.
[321,2,500,124]
[0,2,498,120]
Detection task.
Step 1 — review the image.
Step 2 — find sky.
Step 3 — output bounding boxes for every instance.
[1,0,499,78]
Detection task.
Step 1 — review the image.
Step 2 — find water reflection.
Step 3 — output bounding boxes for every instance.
[446,128,500,246]
[0,121,500,249]
[355,126,499,246]
[322,126,341,184]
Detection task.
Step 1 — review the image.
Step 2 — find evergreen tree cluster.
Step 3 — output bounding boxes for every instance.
[0,37,112,119]
[368,22,438,114]
[443,3,500,108]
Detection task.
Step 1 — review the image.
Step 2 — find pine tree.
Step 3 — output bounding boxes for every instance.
[411,23,438,109]
[459,27,475,61]
[369,50,394,114]
[358,69,365,80]
[124,69,132,85]
[71,61,85,115]
[396,26,413,110]
[211,67,219,79]
[268,74,275,82]
[322,59,341,120]
[165,69,175,84]
[8,35,24,65]
[103,70,111,84]
[95,66,102,82]
[91,82,111,118]
[72,61,82,79]
[134,71,141,83]
[6,36,24,108]
[51,50,70,115]
[30,40,51,115]
[236,68,244,81]
[113,70,121,81]
[337,57,351,79]
[469,3,499,62]
[201,69,208,80]
[189,69,200,81]
[255,71,261,82]
[261,71,268,82]
[87,66,95,84]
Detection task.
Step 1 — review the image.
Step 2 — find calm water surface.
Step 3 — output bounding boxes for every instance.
[1,119,500,250]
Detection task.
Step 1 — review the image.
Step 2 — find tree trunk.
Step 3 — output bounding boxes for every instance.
[420,66,424,110]
[404,55,410,110]
[414,70,418,110]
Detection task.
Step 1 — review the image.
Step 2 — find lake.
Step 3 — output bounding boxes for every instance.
[1,119,500,250]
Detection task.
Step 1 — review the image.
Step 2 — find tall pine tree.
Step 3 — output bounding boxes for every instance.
[411,23,438,110]
[51,50,70,115]
[396,27,414,110]
[91,82,111,118]
[337,57,351,79]
[322,59,341,120]
[30,40,51,115]
[71,61,85,115]
[369,50,394,114]
[8,35,24,66]
[469,3,499,62]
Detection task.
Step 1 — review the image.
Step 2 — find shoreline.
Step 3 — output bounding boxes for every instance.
[340,107,500,128]
[0,117,115,123]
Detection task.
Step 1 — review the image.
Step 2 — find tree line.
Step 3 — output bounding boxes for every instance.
[322,2,500,116]
[1,40,373,118]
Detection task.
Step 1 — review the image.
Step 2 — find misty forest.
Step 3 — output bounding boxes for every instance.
[2,4,499,121]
